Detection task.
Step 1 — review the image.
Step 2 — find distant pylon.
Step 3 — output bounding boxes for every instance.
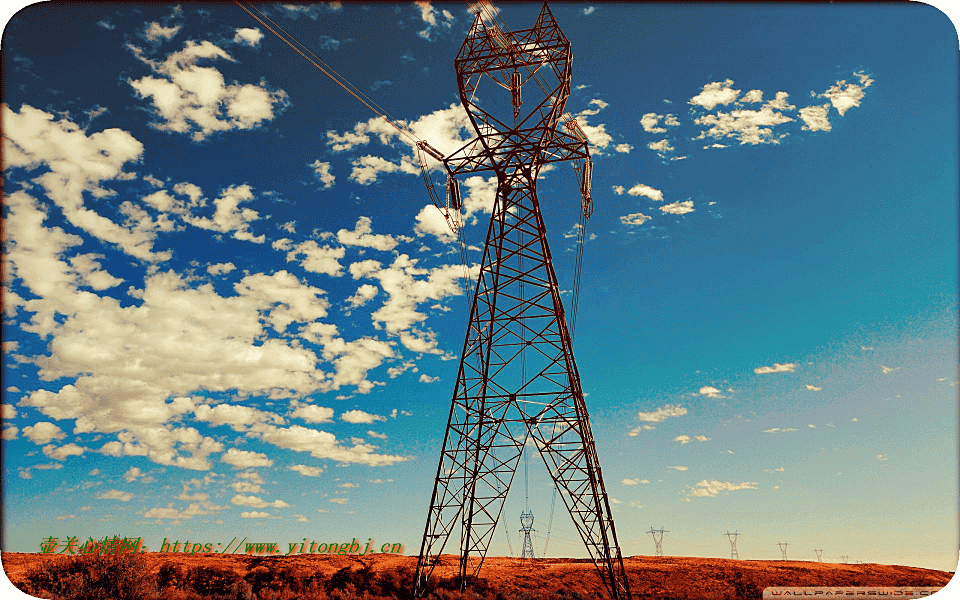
[814,548,824,562]
[777,541,789,560]
[647,527,667,557]
[725,531,740,560]
[840,555,849,564]
[519,510,536,561]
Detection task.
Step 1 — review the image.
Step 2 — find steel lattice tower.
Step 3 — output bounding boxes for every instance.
[647,528,667,557]
[725,531,740,560]
[414,5,629,600]
[778,541,789,560]
[520,510,536,561]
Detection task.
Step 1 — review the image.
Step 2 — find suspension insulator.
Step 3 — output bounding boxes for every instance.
[512,71,522,117]
[447,176,462,211]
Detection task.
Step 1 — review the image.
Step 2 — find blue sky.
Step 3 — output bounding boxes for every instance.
[2,0,958,579]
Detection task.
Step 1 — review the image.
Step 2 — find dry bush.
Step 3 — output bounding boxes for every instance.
[22,552,160,600]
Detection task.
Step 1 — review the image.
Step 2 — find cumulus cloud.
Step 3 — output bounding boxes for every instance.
[290,464,323,477]
[694,100,794,145]
[674,435,691,445]
[22,422,66,445]
[698,386,723,399]
[291,404,335,424]
[626,184,664,202]
[97,489,135,501]
[254,424,407,466]
[686,479,757,499]
[637,404,688,423]
[754,362,796,374]
[414,1,455,40]
[231,494,290,509]
[821,72,873,116]
[341,410,387,424]
[144,22,181,42]
[799,104,831,131]
[337,216,402,251]
[234,27,264,47]
[3,106,172,262]
[620,213,651,226]
[805,384,822,391]
[221,448,274,469]
[660,200,694,215]
[667,465,688,471]
[310,160,335,189]
[689,79,741,111]
[128,40,287,141]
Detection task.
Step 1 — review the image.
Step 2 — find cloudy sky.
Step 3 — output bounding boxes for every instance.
[2,0,957,580]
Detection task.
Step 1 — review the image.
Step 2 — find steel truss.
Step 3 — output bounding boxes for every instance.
[414,5,630,600]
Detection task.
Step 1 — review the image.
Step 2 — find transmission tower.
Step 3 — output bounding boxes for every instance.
[840,555,849,564]
[814,548,824,562]
[647,527,667,557]
[520,510,536,561]
[778,541,789,560]
[414,5,629,600]
[725,531,740,560]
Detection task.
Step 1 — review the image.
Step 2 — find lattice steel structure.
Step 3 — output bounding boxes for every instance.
[520,510,536,561]
[647,528,667,557]
[725,531,740,560]
[778,541,789,560]
[414,5,629,600]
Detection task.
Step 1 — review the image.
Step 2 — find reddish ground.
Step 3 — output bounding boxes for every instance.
[2,551,954,598]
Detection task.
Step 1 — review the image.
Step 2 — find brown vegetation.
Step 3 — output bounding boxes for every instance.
[2,551,953,600]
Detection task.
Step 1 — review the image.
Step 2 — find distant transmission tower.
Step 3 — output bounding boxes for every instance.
[725,531,740,560]
[414,5,629,600]
[520,510,536,560]
[840,555,849,564]
[647,527,668,557]
[778,541,789,560]
[814,548,824,562]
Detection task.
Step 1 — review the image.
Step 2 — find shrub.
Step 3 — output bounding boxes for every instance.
[23,552,160,600]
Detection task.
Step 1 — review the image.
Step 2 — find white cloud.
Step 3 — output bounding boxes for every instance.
[880,365,899,374]
[689,79,741,110]
[97,489,135,502]
[329,497,348,504]
[285,241,346,276]
[2,425,18,440]
[641,113,666,133]
[805,384,822,391]
[178,184,265,244]
[419,374,439,383]
[674,435,691,445]
[626,184,663,202]
[698,386,723,399]
[240,511,275,518]
[348,254,466,354]
[341,410,387,424]
[231,494,290,509]
[414,1,455,40]
[207,262,236,276]
[627,424,656,437]
[754,362,796,374]
[337,216,401,251]
[310,160,335,189]
[230,481,261,493]
[741,89,763,103]
[124,467,142,482]
[128,40,287,141]
[822,73,873,116]
[291,404,335,424]
[290,464,323,477]
[620,212,651,226]
[762,427,799,434]
[3,106,172,262]
[234,27,264,47]
[615,143,632,153]
[694,100,794,145]
[799,104,831,132]
[144,22,181,41]
[648,139,674,155]
[43,443,87,461]
[695,435,710,442]
[637,404,687,423]
[22,422,66,445]
[686,479,757,498]
[660,201,694,215]
[221,448,274,469]
[345,284,379,310]
[255,424,407,466]
[194,403,285,432]
[583,6,595,15]
[667,465,688,471]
